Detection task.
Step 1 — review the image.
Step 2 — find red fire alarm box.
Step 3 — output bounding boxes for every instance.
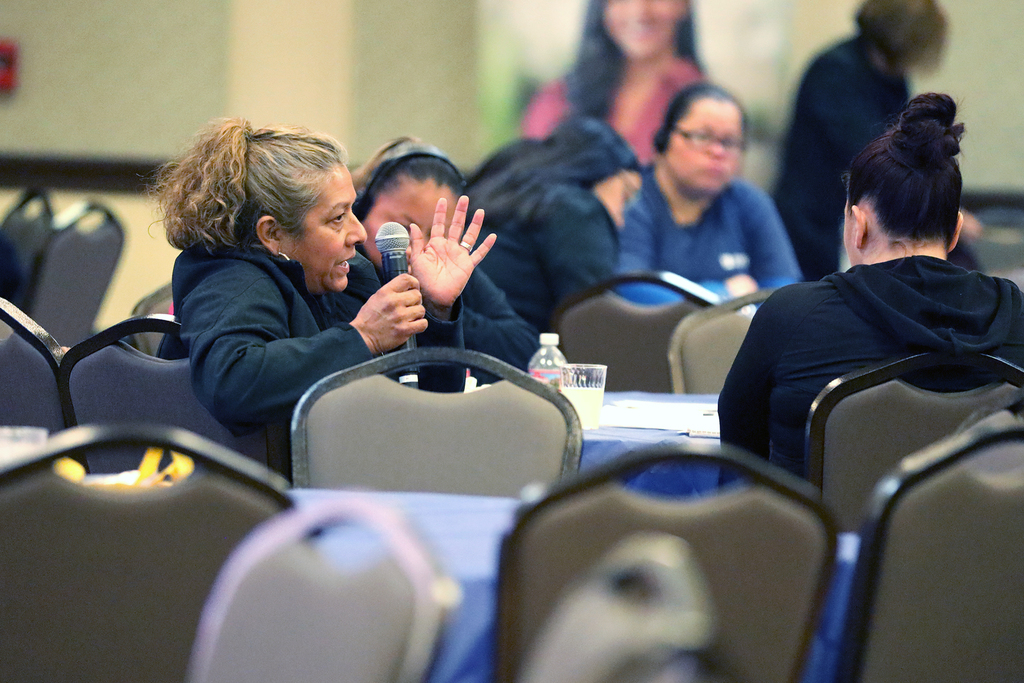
[0,40,18,92]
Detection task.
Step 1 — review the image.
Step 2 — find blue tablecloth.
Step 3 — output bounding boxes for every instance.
[583,392,722,495]
[290,488,857,683]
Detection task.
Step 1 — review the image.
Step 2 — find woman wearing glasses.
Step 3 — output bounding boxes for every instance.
[618,83,801,299]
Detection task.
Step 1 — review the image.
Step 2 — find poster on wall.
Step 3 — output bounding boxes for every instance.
[476,0,794,187]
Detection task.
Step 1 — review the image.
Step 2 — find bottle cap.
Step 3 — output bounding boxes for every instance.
[539,333,560,346]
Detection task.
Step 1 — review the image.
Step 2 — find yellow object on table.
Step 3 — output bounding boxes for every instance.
[54,447,195,488]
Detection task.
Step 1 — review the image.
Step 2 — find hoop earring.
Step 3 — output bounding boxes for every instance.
[278,251,291,261]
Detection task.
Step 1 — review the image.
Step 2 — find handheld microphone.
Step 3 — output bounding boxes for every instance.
[375,222,418,387]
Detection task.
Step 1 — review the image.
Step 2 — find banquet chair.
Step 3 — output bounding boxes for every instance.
[0,296,66,432]
[668,289,774,394]
[27,200,125,345]
[188,495,458,683]
[837,416,1024,683]
[0,424,291,683]
[518,532,721,683]
[59,316,284,473]
[805,350,1024,530]
[496,441,837,683]
[128,282,175,355]
[0,188,54,306]
[291,346,582,493]
[551,272,716,393]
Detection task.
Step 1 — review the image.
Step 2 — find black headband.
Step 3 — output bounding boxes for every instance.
[353,141,465,220]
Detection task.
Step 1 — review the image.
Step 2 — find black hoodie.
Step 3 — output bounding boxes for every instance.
[161,246,463,436]
[719,256,1024,477]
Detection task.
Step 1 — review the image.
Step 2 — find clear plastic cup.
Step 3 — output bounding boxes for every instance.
[560,364,607,429]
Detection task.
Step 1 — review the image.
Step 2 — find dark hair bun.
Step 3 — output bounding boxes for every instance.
[889,92,964,169]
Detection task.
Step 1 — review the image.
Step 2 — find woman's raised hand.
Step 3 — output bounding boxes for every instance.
[409,196,496,318]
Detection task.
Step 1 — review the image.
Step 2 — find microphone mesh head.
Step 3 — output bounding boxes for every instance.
[375,222,410,254]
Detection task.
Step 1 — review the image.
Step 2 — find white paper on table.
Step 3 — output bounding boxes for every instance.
[599,400,720,438]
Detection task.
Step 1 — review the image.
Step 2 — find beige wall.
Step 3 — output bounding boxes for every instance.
[349,0,480,166]
[0,0,229,157]
[782,0,1024,190]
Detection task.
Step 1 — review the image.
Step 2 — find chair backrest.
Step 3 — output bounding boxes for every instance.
[28,200,125,345]
[552,273,715,393]
[839,418,1024,683]
[291,346,582,493]
[668,289,773,394]
[59,317,276,472]
[496,441,837,683]
[0,297,65,432]
[0,424,291,683]
[518,531,719,683]
[129,282,175,355]
[188,495,458,683]
[0,188,54,306]
[806,351,1024,530]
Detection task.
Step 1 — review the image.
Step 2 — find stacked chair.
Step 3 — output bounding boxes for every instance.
[552,271,716,392]
[496,441,837,683]
[0,188,53,307]
[0,190,125,345]
[0,424,291,683]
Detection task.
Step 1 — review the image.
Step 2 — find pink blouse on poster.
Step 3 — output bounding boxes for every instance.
[521,58,703,165]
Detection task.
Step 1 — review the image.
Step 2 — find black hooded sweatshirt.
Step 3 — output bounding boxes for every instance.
[718,256,1024,477]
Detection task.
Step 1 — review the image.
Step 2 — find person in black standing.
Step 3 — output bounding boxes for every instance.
[773,0,947,282]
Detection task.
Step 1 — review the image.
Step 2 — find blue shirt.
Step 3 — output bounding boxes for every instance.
[618,167,802,298]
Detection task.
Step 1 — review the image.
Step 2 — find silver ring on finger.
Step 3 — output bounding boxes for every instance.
[460,241,472,251]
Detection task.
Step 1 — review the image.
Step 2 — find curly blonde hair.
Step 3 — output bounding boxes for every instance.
[155,118,348,251]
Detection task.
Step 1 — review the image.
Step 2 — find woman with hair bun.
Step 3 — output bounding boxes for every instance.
[156,119,494,440]
[719,93,1024,479]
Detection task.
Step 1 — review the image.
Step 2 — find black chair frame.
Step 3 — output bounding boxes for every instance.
[57,315,182,428]
[496,440,838,683]
[805,351,1024,487]
[0,296,64,374]
[291,346,583,488]
[837,421,1024,683]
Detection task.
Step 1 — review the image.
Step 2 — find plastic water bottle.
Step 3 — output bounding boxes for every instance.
[528,333,567,387]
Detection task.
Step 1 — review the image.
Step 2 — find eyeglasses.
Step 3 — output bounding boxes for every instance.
[673,128,745,154]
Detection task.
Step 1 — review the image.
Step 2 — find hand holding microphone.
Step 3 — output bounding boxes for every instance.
[351,224,426,358]
[374,222,420,386]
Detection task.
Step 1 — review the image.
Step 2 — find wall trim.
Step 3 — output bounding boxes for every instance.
[0,155,164,194]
